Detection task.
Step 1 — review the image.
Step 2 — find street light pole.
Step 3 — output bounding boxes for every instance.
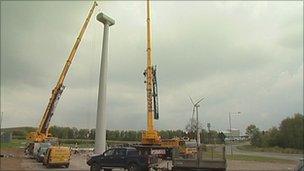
[207,123,211,144]
[229,112,232,155]
[229,112,231,136]
[228,111,241,156]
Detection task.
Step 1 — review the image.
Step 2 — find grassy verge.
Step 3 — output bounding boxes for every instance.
[226,154,295,163]
[1,139,140,149]
[61,143,94,148]
[0,139,26,149]
[59,139,138,148]
[237,144,303,154]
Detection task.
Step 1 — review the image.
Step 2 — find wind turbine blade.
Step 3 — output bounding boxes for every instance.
[195,97,205,105]
[189,96,195,105]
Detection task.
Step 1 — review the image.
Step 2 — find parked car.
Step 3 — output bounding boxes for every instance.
[87,147,157,171]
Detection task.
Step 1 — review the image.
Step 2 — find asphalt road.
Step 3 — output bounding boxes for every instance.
[225,144,303,161]
[1,146,302,171]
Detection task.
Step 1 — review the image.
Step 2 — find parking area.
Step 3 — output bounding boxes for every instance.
[1,149,88,170]
[0,148,299,171]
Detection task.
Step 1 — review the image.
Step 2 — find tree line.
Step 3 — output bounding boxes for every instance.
[48,126,226,143]
[5,125,225,144]
[185,118,226,144]
[6,113,302,149]
[246,113,303,150]
[48,127,194,142]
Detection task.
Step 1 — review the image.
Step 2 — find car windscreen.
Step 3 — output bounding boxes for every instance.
[127,150,139,156]
[103,149,115,156]
[115,149,127,156]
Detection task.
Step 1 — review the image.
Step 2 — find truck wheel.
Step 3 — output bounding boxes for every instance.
[90,163,101,171]
[128,163,139,171]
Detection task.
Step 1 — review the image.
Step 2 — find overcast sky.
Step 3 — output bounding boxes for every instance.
[1,1,303,134]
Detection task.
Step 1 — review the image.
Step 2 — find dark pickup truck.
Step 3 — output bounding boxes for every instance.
[87,147,157,171]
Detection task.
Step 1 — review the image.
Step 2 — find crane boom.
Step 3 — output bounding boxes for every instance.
[136,0,185,156]
[146,0,153,133]
[142,0,161,145]
[27,2,98,142]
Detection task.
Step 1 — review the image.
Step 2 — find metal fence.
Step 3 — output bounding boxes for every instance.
[172,145,227,171]
[173,144,226,161]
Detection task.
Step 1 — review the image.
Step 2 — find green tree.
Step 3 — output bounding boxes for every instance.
[78,129,89,139]
[246,124,262,147]
[279,113,303,149]
[265,127,280,147]
[246,124,258,139]
[245,113,303,149]
[89,129,95,139]
[185,118,203,140]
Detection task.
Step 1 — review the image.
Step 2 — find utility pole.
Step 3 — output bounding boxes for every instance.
[95,12,115,154]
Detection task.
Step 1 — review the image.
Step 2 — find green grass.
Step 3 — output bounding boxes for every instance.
[59,139,94,145]
[59,139,138,148]
[226,154,295,163]
[61,142,94,148]
[1,138,140,149]
[202,151,224,159]
[0,139,26,149]
[237,144,303,154]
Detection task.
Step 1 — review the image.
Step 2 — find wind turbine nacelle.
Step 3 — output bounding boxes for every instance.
[97,13,115,26]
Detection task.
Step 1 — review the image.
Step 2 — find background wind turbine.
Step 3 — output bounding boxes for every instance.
[189,96,205,147]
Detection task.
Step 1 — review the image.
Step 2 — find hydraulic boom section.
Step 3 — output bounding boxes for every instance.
[27,2,98,142]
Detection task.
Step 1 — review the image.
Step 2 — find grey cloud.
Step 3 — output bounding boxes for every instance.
[1,1,302,133]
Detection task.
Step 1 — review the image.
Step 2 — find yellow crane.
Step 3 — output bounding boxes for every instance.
[139,0,187,157]
[26,2,98,153]
[141,0,161,145]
